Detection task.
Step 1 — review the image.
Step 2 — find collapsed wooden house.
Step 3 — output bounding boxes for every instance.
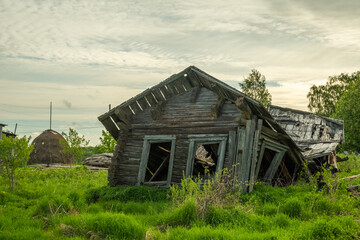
[98,66,306,192]
[268,105,344,173]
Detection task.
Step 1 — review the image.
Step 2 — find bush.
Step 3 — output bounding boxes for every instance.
[170,169,239,219]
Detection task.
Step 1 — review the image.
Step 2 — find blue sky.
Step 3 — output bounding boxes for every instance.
[1,0,359,145]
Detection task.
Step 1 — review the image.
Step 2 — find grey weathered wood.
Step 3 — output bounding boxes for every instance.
[240,119,256,192]
[159,85,173,99]
[137,98,148,111]
[249,119,263,192]
[216,137,227,173]
[129,101,142,114]
[173,80,186,94]
[137,139,151,185]
[181,76,193,90]
[100,117,119,139]
[228,130,236,167]
[151,101,166,120]
[211,97,225,120]
[255,141,266,182]
[264,150,286,183]
[186,140,196,177]
[235,127,246,180]
[190,86,201,103]
[114,107,132,125]
[167,138,176,187]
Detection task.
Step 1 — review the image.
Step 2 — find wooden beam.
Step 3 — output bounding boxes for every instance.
[254,140,266,182]
[342,174,360,182]
[149,155,170,182]
[100,117,119,139]
[264,150,286,184]
[279,161,292,183]
[150,101,166,120]
[249,119,263,192]
[235,127,246,180]
[235,97,252,120]
[211,97,225,120]
[240,118,256,192]
[190,86,201,103]
[228,130,236,168]
[114,107,132,125]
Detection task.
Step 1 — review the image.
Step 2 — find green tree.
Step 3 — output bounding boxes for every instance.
[60,128,89,163]
[0,135,33,191]
[332,79,360,151]
[239,69,272,107]
[307,71,360,117]
[94,130,117,154]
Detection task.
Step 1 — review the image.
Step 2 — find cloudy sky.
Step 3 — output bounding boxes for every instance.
[1,0,359,145]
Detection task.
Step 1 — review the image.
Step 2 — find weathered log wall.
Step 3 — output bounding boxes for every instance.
[109,87,243,186]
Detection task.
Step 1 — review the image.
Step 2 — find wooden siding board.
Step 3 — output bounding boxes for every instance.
[249,119,263,192]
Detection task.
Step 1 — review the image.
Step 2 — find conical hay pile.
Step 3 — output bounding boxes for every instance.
[28,129,72,164]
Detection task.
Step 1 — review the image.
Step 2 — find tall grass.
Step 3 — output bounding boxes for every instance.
[0,154,359,239]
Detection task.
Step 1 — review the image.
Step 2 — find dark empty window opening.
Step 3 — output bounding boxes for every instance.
[145,142,171,182]
[193,144,219,178]
[257,148,276,181]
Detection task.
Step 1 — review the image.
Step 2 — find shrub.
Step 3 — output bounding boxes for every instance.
[170,169,239,219]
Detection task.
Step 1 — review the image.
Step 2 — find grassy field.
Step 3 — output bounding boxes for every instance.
[0,154,360,240]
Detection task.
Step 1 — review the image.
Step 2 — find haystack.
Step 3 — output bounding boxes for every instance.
[28,129,72,165]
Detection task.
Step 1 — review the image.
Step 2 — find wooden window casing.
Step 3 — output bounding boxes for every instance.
[185,134,228,178]
[137,135,176,187]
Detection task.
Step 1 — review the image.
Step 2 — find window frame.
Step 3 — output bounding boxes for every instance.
[185,134,228,178]
[137,135,176,187]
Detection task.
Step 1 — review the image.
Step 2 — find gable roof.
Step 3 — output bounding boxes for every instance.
[268,105,344,159]
[98,66,304,164]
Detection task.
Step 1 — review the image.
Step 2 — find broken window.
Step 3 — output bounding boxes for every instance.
[193,144,219,178]
[186,135,227,178]
[145,142,171,182]
[138,135,176,187]
[257,148,276,181]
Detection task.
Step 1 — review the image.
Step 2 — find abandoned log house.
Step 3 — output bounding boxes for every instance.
[269,105,344,173]
[98,66,306,192]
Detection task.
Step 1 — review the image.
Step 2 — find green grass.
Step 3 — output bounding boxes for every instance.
[1,154,360,239]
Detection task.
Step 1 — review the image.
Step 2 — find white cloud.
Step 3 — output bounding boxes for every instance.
[1,0,359,143]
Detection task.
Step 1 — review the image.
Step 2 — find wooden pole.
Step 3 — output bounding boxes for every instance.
[50,102,52,130]
[14,123,17,134]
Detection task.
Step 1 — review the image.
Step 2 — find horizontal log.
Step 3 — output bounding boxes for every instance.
[347,185,360,192]
[342,174,360,182]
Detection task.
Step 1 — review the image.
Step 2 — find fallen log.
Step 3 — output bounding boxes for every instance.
[342,174,360,182]
[347,185,360,192]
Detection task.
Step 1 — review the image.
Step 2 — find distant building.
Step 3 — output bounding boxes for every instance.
[0,123,6,140]
[0,123,17,139]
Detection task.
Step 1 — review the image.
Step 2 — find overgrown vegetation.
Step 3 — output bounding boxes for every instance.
[0,135,33,191]
[60,128,90,163]
[0,154,360,239]
[93,130,117,154]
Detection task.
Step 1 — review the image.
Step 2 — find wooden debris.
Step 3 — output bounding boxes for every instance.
[342,174,360,182]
